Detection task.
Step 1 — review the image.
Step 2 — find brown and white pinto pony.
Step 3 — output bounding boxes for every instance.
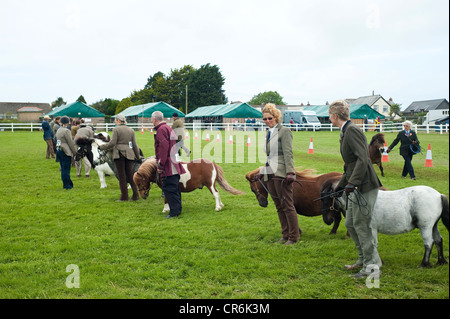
[369,133,386,177]
[134,158,245,212]
[245,168,344,235]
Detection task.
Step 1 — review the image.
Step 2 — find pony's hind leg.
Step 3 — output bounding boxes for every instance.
[419,227,434,268]
[209,185,223,211]
[432,223,448,266]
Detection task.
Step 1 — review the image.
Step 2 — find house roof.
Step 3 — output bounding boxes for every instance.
[403,99,449,113]
[348,95,391,107]
[45,101,105,118]
[0,102,51,114]
[116,102,184,118]
[186,103,262,118]
[17,106,44,112]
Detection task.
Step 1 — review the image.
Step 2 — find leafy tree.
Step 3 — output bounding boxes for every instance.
[389,103,401,117]
[115,97,133,114]
[186,63,227,112]
[145,71,166,90]
[248,91,286,105]
[91,98,120,116]
[51,97,66,109]
[167,65,195,110]
[76,95,87,104]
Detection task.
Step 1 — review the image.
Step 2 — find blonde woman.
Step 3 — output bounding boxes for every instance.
[258,103,299,245]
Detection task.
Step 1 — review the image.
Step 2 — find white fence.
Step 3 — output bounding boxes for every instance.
[1,122,449,134]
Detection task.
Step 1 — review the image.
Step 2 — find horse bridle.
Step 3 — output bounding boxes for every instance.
[135,172,151,196]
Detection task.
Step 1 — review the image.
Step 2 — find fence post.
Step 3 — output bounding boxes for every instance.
[11,123,14,132]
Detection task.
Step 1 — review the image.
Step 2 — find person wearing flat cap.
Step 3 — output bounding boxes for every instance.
[55,116,77,189]
[99,114,141,201]
[42,115,56,159]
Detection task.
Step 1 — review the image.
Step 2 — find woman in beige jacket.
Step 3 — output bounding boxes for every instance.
[259,103,299,245]
[99,114,141,201]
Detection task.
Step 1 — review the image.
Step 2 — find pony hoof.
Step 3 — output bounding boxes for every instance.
[436,259,448,266]
[419,262,432,268]
[215,207,222,211]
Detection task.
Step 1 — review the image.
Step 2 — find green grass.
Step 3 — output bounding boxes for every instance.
[0,130,448,299]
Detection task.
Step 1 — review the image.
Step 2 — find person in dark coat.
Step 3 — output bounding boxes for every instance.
[387,120,419,180]
[152,111,186,218]
[329,100,383,279]
[42,115,55,159]
[55,116,77,189]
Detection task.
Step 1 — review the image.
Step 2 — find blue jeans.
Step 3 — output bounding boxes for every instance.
[402,153,415,178]
[57,150,73,189]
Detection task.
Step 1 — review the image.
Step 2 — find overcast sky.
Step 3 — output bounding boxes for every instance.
[1,0,448,110]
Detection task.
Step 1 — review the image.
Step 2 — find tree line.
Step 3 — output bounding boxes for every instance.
[51,63,290,117]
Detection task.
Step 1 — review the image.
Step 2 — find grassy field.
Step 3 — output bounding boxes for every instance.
[0,129,448,299]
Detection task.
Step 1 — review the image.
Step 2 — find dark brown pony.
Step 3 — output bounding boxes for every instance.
[134,157,244,212]
[369,133,386,177]
[245,168,344,235]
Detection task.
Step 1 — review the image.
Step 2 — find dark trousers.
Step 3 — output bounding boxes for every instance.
[402,153,415,178]
[266,178,300,242]
[162,174,182,216]
[114,155,139,201]
[56,150,73,189]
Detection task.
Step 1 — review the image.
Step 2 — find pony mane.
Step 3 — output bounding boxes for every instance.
[295,168,318,179]
[138,157,158,178]
[245,167,318,180]
[370,133,385,147]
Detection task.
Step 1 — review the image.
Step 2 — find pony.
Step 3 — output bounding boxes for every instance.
[369,133,386,177]
[76,132,143,188]
[320,183,449,268]
[133,157,245,212]
[245,168,345,235]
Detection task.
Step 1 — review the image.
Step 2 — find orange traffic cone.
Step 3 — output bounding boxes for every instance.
[150,128,153,135]
[141,127,144,134]
[185,130,189,139]
[424,144,433,167]
[382,142,389,162]
[205,131,210,141]
[308,138,314,154]
[216,131,221,142]
[246,135,251,147]
[228,133,233,144]
[194,130,198,140]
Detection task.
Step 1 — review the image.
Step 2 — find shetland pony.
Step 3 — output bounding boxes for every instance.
[134,158,245,212]
[245,168,344,235]
[320,183,449,267]
[369,133,386,177]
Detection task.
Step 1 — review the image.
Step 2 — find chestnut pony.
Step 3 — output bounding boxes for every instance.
[369,133,386,177]
[134,157,244,212]
[245,168,344,235]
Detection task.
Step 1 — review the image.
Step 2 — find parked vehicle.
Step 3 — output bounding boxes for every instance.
[284,110,322,131]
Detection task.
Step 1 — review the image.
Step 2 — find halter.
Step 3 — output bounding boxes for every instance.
[135,172,151,196]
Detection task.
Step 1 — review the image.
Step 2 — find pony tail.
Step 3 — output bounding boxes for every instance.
[214,163,245,195]
[441,194,449,232]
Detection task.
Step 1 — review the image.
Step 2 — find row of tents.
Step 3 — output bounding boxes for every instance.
[43,101,386,123]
